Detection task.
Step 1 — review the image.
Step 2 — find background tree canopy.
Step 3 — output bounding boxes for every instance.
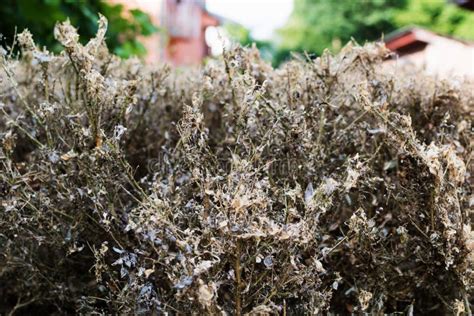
[393,0,474,39]
[278,0,405,57]
[254,0,474,65]
[0,0,158,58]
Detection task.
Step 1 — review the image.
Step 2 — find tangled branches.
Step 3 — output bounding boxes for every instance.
[0,17,472,314]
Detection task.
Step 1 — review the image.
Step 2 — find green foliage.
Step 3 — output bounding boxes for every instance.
[0,0,158,58]
[225,23,253,46]
[278,0,406,57]
[276,0,474,65]
[393,0,474,40]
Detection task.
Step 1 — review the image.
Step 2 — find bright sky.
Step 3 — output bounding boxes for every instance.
[206,0,294,40]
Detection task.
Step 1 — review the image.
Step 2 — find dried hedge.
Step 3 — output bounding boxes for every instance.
[1,17,473,315]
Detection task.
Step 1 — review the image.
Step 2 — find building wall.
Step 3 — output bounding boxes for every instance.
[167,34,206,65]
[393,36,474,78]
[163,0,206,65]
[423,37,474,77]
[108,0,216,65]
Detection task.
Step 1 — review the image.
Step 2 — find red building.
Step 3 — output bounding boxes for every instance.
[385,27,474,77]
[109,0,220,66]
[163,0,220,65]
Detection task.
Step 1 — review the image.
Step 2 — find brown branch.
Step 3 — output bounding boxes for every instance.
[235,238,242,316]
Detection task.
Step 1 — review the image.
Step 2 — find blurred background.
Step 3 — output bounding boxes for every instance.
[0,0,473,76]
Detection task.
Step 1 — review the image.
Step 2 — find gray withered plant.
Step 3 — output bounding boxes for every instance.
[0,16,472,315]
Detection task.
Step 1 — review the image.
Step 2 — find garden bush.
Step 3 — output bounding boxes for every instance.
[0,16,472,314]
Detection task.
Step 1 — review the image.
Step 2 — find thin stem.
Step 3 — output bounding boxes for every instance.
[234,239,242,316]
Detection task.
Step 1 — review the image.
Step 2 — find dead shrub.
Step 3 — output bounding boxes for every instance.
[0,17,472,315]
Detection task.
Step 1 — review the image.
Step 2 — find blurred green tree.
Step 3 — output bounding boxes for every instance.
[276,0,406,64]
[275,0,474,65]
[393,0,474,40]
[0,0,158,58]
